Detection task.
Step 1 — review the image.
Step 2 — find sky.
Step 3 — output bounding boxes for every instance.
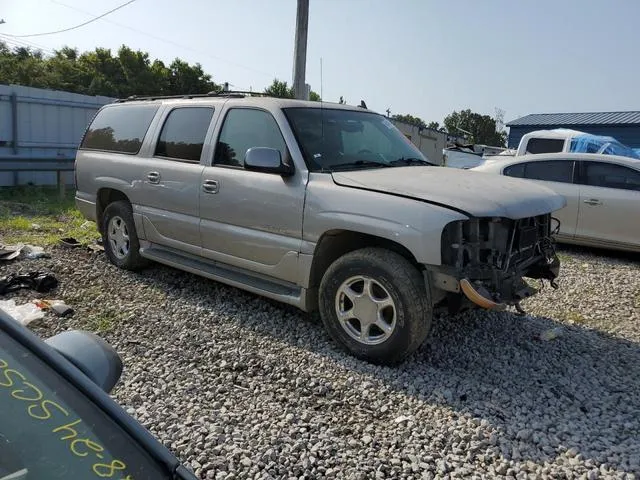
[2,0,640,127]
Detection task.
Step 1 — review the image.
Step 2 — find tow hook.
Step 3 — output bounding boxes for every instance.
[460,279,506,311]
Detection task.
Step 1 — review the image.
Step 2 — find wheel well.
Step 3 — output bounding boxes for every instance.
[308,230,421,291]
[96,188,130,232]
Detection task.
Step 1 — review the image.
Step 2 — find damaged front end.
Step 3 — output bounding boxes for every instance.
[433,214,560,312]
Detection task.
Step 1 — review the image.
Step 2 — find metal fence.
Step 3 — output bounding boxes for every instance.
[0,84,114,188]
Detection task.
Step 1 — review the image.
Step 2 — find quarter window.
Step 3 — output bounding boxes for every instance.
[214,109,287,167]
[525,138,564,154]
[81,104,159,154]
[580,162,640,191]
[155,107,214,162]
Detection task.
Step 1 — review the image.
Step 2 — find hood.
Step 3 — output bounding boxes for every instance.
[331,167,566,219]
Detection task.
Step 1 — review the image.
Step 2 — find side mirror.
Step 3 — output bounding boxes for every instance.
[45,330,123,393]
[244,147,294,176]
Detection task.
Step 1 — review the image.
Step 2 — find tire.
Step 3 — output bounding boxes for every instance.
[319,248,432,365]
[101,200,148,271]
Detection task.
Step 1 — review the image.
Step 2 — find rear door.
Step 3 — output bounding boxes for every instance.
[503,159,579,239]
[137,106,215,255]
[575,161,640,248]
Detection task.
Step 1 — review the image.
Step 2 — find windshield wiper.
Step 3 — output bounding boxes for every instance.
[389,157,435,167]
[325,160,392,172]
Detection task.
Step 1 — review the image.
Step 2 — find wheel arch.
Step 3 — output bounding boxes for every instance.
[96,188,131,234]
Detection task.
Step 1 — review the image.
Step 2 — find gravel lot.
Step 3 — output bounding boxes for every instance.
[3,245,639,479]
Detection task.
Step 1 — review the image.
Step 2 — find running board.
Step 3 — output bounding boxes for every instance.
[140,246,307,310]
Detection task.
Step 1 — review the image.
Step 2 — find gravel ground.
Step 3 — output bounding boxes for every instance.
[2,245,639,479]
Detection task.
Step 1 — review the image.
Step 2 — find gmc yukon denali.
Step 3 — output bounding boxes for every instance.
[75,93,565,364]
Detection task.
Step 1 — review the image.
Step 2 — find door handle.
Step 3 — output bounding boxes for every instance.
[202,179,219,194]
[147,171,161,184]
[583,199,602,206]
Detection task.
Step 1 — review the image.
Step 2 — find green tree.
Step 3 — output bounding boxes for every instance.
[391,114,427,129]
[264,79,294,98]
[263,78,320,100]
[427,121,441,130]
[443,109,507,146]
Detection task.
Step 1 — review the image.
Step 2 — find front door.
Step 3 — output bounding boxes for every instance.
[576,161,640,248]
[199,107,306,284]
[138,106,215,255]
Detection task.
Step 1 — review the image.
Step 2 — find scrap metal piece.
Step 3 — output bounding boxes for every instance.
[460,278,506,311]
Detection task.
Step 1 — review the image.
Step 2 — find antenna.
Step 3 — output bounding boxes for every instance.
[320,57,323,100]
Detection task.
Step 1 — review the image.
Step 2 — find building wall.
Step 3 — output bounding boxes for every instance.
[390,120,447,165]
[508,125,640,149]
[0,84,114,186]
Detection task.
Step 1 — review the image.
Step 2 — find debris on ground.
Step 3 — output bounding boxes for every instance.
[59,237,82,248]
[0,244,24,261]
[0,272,59,295]
[33,299,74,317]
[0,299,45,325]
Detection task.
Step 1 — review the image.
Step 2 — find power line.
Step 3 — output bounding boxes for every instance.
[0,34,56,56]
[0,33,55,55]
[48,0,276,79]
[5,0,137,38]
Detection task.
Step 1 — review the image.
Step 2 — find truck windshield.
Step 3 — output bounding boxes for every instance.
[284,107,435,171]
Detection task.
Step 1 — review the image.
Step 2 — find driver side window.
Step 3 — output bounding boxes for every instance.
[214,109,287,168]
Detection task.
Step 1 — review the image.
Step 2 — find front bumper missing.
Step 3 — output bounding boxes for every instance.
[460,278,507,311]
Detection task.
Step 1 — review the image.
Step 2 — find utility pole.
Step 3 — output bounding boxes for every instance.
[292,0,309,100]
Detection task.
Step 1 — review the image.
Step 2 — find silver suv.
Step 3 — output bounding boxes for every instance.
[75,93,564,364]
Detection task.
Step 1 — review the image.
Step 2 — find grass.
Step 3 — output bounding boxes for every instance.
[87,308,120,333]
[0,186,100,246]
[561,310,587,324]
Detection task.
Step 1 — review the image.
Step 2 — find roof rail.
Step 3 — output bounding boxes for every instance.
[114,90,275,103]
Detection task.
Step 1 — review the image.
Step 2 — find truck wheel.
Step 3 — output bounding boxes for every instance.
[319,248,432,365]
[102,201,147,271]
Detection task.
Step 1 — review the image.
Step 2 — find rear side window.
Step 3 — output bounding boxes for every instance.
[523,160,573,183]
[503,163,525,178]
[580,161,640,191]
[525,138,564,154]
[155,107,214,162]
[214,109,287,168]
[81,104,159,154]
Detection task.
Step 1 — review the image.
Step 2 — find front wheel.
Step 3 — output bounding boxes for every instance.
[319,248,432,365]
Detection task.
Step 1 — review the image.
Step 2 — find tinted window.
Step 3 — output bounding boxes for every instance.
[81,104,159,154]
[522,160,573,183]
[0,331,171,479]
[504,163,525,178]
[580,162,640,191]
[525,138,564,154]
[214,109,286,167]
[155,107,214,162]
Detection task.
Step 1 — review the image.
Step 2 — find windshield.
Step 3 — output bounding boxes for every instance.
[284,107,435,171]
[0,330,171,480]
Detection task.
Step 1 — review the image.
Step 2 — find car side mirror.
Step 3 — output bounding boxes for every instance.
[45,330,123,393]
[244,147,294,176]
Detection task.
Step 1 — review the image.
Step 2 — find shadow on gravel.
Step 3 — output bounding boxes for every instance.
[121,256,639,472]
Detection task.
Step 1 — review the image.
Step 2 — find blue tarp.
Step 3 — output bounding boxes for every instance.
[569,133,640,159]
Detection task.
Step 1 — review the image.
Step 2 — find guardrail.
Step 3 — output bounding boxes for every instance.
[0,157,75,198]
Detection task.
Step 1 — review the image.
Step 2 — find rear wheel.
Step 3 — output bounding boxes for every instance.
[102,201,148,271]
[319,248,432,365]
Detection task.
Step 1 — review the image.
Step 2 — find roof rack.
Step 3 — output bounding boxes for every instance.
[114,90,274,103]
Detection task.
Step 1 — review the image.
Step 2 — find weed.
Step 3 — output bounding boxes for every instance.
[562,310,587,324]
[87,309,120,333]
[0,187,99,246]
